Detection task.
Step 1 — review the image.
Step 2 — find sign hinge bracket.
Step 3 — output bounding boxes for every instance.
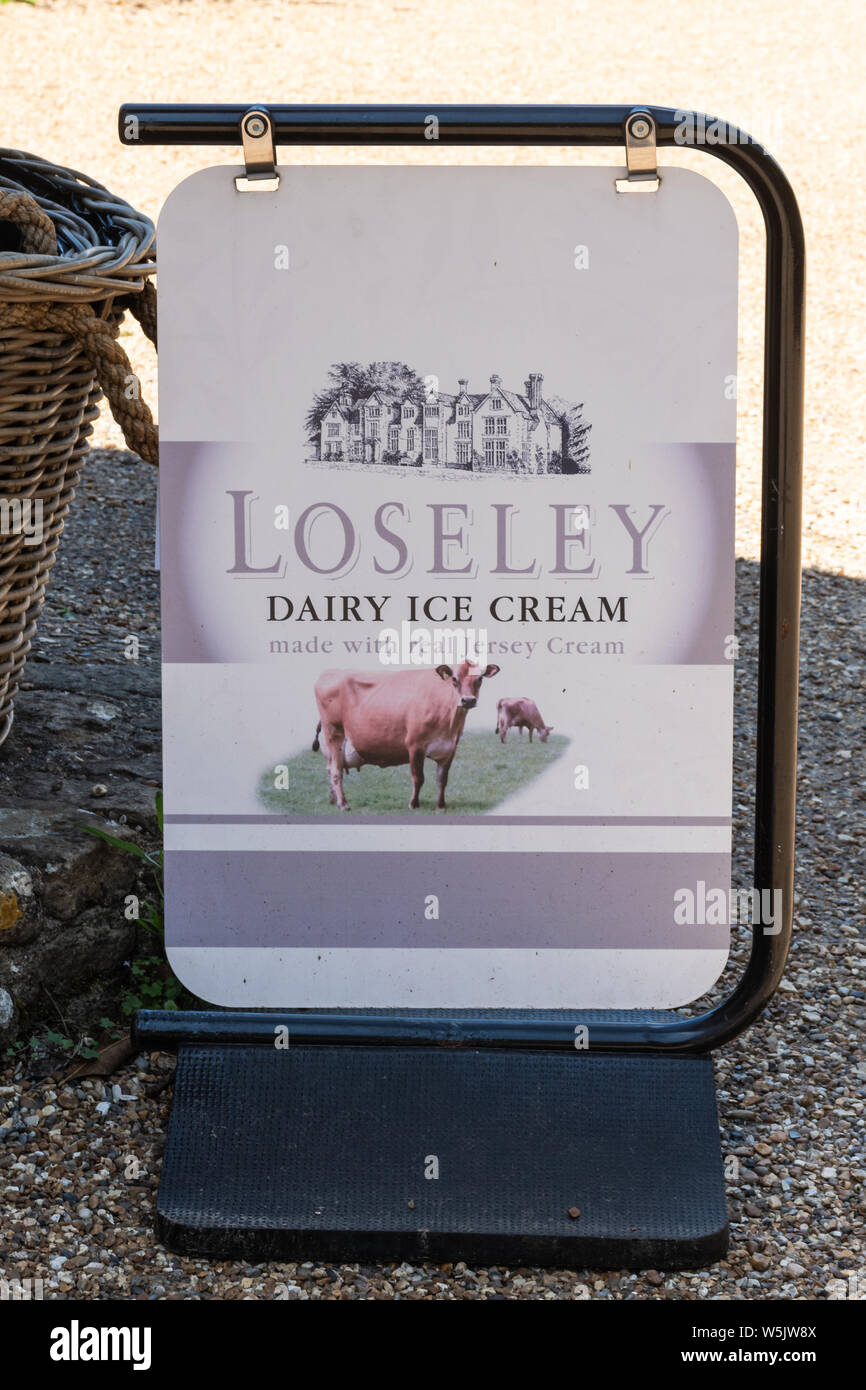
[235,107,280,192]
[616,110,660,193]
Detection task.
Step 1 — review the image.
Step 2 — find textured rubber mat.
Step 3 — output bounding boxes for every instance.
[155,1043,728,1269]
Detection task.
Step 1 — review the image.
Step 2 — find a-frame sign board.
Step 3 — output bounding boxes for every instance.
[123,104,804,1269]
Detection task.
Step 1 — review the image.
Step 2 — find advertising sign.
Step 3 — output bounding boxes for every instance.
[157,165,738,1007]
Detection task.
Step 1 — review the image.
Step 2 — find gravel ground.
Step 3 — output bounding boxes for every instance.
[1,0,864,1301]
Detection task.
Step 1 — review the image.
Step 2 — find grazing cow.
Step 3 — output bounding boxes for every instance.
[496,697,553,744]
[312,660,500,811]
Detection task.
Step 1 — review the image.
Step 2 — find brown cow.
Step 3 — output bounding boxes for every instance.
[312,660,500,811]
[496,697,553,744]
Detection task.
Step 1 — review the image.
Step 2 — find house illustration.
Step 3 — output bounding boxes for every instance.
[311,373,567,473]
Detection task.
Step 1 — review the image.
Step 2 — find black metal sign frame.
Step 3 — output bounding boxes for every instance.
[121,104,804,1056]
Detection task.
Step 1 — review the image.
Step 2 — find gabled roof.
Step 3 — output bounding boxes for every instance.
[318,377,568,433]
[475,388,527,415]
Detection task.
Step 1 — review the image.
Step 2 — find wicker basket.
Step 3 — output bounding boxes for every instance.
[0,150,156,745]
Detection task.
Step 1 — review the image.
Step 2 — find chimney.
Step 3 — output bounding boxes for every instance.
[339,388,351,407]
[524,378,532,400]
[528,373,543,409]
[490,373,502,392]
[458,377,469,394]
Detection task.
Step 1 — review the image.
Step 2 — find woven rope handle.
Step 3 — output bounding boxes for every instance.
[0,188,59,255]
[0,188,158,466]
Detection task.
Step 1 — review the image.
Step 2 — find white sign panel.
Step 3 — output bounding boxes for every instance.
[157,165,738,1008]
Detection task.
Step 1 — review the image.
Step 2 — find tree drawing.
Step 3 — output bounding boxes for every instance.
[305,361,426,440]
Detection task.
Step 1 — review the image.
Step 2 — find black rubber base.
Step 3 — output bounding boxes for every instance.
[154,1042,729,1270]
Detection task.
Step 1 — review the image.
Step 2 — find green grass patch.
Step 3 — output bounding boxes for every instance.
[258,729,570,815]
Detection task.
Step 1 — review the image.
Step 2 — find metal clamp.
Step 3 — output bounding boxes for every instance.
[235,107,279,192]
[616,109,659,193]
